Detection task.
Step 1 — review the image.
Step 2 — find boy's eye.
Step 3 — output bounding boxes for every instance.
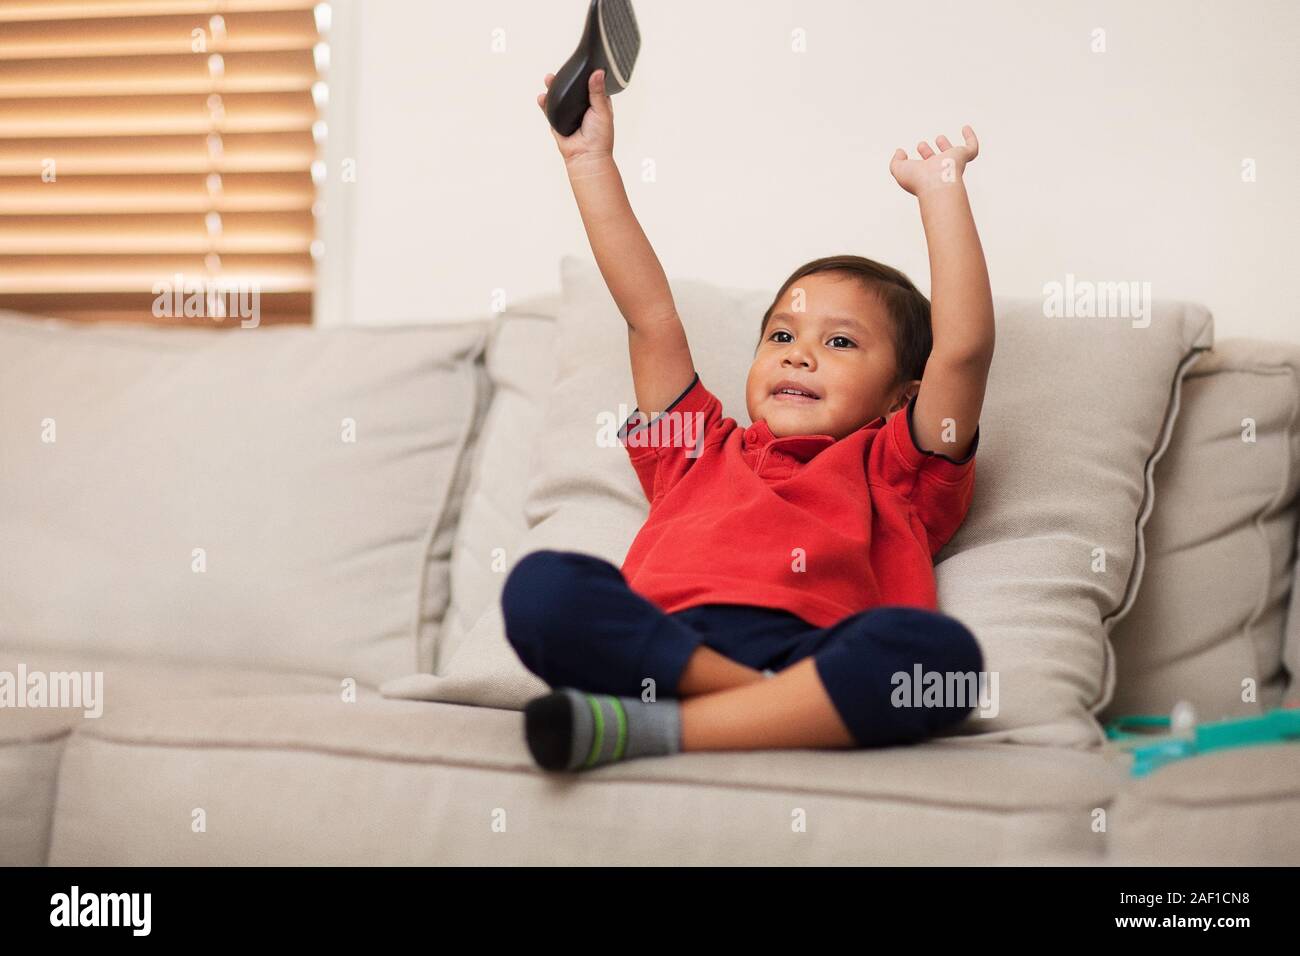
[768,330,855,348]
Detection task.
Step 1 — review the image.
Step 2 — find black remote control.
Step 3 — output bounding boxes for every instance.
[546,0,642,136]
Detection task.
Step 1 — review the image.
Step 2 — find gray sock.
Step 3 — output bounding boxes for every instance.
[524,688,682,772]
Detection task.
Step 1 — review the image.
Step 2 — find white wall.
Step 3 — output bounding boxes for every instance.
[319,0,1300,343]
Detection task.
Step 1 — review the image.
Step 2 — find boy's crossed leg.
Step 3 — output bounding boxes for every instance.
[502,550,982,772]
[675,644,766,695]
[521,651,858,772]
[678,655,857,750]
[675,645,858,747]
[522,609,983,772]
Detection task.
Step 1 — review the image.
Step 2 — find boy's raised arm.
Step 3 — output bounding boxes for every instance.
[538,70,695,419]
[889,125,995,463]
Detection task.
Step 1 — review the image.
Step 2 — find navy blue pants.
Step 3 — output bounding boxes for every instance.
[501,549,984,747]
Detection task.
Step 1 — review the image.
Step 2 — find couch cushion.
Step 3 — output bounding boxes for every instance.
[1287,478,1300,708]
[384,298,561,708]
[1106,743,1300,864]
[0,648,348,865]
[390,256,1213,751]
[402,296,559,705]
[1104,339,1300,723]
[0,312,488,686]
[0,708,68,867]
[1288,563,1300,706]
[47,692,1124,865]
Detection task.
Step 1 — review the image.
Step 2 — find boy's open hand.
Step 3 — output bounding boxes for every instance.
[538,69,614,167]
[890,125,979,197]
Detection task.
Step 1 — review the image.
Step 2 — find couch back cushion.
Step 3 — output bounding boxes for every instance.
[426,296,560,701]
[0,313,488,687]
[1103,339,1300,722]
[387,256,1214,751]
[1287,546,1300,707]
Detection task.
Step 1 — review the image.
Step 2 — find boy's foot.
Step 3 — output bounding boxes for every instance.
[523,688,682,772]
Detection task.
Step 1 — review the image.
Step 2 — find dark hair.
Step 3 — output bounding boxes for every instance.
[758,255,932,392]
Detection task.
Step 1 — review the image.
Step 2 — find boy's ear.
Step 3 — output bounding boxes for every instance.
[889,379,922,414]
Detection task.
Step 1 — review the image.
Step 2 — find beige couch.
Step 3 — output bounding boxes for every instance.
[2,256,1298,866]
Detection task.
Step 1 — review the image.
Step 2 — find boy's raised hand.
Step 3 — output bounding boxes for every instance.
[537,69,615,167]
[890,125,980,197]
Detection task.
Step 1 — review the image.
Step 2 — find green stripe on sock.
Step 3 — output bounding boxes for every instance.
[610,697,628,760]
[583,694,605,768]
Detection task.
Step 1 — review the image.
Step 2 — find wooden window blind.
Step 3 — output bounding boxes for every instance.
[0,0,331,326]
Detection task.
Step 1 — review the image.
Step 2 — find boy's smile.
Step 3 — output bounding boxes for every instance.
[747,272,917,441]
[770,377,821,403]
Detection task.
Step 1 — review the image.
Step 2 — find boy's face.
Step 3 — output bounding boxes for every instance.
[746,273,917,440]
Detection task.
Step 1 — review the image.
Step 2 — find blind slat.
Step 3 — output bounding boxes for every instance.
[0,10,318,59]
[0,50,317,97]
[0,1,318,23]
[0,290,309,317]
[0,172,315,213]
[4,310,311,326]
[0,91,317,137]
[0,253,315,292]
[0,131,317,174]
[0,211,315,254]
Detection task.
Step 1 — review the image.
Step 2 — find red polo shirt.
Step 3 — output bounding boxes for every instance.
[616,371,978,628]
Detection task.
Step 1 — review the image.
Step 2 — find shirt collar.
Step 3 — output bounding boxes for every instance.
[742,413,888,464]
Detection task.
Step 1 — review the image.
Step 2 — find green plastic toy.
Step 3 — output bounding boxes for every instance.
[1104,703,1300,777]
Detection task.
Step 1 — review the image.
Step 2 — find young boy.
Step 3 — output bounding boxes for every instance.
[504,69,994,772]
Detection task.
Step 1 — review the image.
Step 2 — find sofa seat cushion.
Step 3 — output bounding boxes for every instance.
[0,707,71,867]
[49,692,1126,865]
[1106,743,1300,864]
[0,648,347,866]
